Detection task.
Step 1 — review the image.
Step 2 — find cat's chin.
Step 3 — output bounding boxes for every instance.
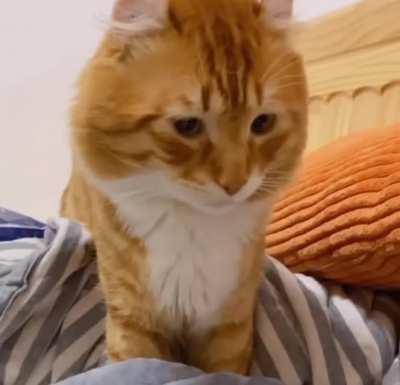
[179,199,239,216]
[169,188,265,216]
[168,187,245,215]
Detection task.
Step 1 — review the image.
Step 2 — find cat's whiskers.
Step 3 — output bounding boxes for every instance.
[259,182,283,190]
[268,75,305,84]
[266,63,301,84]
[117,189,155,199]
[265,170,291,179]
[259,172,291,191]
[262,56,298,84]
[179,179,209,194]
[261,51,293,83]
[270,82,305,93]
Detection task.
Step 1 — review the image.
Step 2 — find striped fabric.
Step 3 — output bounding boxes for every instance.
[0,212,106,385]
[253,264,400,385]
[0,208,47,242]
[0,210,399,385]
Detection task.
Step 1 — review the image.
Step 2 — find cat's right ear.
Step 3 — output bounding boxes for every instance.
[255,0,293,29]
[112,0,169,36]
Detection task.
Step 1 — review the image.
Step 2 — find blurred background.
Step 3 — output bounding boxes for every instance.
[0,0,360,220]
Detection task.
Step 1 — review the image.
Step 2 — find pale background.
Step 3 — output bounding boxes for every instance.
[0,0,360,220]
[293,0,359,20]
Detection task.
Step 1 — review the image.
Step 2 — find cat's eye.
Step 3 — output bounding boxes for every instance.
[251,114,277,136]
[174,118,204,138]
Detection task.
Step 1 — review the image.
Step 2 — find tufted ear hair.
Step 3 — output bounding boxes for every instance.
[266,0,293,19]
[112,0,169,35]
[255,0,293,26]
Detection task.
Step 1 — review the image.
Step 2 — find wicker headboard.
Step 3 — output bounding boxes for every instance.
[293,0,400,152]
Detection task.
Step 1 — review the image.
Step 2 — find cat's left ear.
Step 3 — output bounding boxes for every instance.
[112,0,169,35]
[255,0,293,25]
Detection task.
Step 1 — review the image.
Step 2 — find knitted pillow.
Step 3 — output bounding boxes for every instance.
[266,125,400,289]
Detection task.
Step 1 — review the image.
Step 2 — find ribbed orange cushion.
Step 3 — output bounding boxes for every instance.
[266,125,400,289]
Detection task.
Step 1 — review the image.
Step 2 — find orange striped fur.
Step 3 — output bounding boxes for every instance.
[62,0,307,374]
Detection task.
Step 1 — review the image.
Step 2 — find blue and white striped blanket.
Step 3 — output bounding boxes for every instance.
[1,208,399,385]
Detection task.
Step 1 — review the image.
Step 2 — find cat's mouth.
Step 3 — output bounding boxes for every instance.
[170,187,237,214]
[186,201,238,215]
[170,179,264,215]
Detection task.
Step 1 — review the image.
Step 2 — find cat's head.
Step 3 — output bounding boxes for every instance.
[72,0,307,214]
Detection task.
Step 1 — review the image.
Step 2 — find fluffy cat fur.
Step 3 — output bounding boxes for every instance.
[61,0,307,374]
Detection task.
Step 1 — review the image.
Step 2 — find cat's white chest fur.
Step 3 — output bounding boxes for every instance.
[89,170,268,331]
[118,198,266,331]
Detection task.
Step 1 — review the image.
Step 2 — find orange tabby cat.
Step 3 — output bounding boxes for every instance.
[62,0,307,374]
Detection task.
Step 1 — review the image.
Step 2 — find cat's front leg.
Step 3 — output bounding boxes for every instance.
[95,241,175,363]
[183,243,264,374]
[186,248,263,375]
[187,316,253,375]
[105,309,173,362]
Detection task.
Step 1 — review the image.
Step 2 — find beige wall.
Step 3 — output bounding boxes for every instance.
[294,0,360,20]
[0,1,113,220]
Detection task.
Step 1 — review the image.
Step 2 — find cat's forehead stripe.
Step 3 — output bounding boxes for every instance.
[201,85,211,112]
[196,18,259,109]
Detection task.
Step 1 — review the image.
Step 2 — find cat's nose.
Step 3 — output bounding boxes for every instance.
[212,151,249,196]
[219,180,245,196]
